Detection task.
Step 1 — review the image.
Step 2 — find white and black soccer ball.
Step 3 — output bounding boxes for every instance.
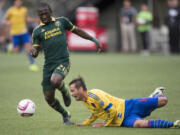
[17,99,36,117]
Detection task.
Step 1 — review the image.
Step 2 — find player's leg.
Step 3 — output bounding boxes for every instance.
[23,33,38,71]
[129,24,137,53]
[12,35,20,53]
[130,97,177,128]
[149,87,168,108]
[121,114,143,128]
[43,90,71,125]
[132,97,168,118]
[157,96,168,108]
[121,113,178,128]
[123,98,176,128]
[51,63,71,107]
[42,70,71,125]
[121,24,129,53]
[133,119,176,128]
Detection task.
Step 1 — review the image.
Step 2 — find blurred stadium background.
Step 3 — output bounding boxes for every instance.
[0,0,180,135]
[0,0,178,53]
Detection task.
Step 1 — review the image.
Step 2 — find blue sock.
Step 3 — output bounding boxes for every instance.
[27,53,35,64]
[148,120,174,128]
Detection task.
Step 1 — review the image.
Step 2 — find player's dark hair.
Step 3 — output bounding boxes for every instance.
[69,76,87,91]
[37,2,52,13]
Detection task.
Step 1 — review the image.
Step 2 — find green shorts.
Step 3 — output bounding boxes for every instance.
[41,60,70,91]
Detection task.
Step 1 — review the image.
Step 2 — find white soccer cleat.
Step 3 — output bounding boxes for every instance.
[174,120,180,128]
[149,87,165,98]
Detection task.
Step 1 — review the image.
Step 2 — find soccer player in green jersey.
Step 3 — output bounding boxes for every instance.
[30,3,102,125]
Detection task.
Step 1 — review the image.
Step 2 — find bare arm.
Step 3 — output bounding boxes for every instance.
[30,45,40,58]
[72,27,102,53]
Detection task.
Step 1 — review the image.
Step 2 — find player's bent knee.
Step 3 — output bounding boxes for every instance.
[133,120,148,128]
[50,74,63,88]
[158,97,168,107]
[50,78,62,88]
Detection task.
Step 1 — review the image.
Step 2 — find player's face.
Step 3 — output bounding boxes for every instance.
[38,8,51,25]
[168,0,178,7]
[14,0,22,8]
[141,5,148,11]
[124,1,131,8]
[69,84,83,101]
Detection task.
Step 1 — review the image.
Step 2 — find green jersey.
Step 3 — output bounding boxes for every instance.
[32,17,75,66]
[137,11,153,32]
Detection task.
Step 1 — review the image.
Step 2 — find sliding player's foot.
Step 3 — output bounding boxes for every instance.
[149,87,165,98]
[174,120,180,128]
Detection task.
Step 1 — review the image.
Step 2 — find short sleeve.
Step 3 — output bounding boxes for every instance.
[132,7,137,16]
[89,91,117,126]
[24,7,28,15]
[32,28,40,47]
[61,17,75,32]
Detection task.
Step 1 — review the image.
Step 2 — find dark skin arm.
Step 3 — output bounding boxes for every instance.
[30,46,40,58]
[30,27,102,57]
[72,27,102,53]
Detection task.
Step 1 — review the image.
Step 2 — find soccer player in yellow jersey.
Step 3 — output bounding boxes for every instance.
[69,77,180,128]
[4,0,38,71]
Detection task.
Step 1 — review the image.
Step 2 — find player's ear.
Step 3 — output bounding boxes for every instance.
[79,86,84,92]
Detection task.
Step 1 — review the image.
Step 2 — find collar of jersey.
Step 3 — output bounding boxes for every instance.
[40,17,55,26]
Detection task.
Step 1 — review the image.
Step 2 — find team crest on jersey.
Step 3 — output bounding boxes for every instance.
[55,21,61,27]
[41,29,45,32]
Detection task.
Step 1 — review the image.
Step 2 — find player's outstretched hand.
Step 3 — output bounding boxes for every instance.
[96,42,102,53]
[30,47,39,58]
[92,123,103,128]
[76,123,84,126]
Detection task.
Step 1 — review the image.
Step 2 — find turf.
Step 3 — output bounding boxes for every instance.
[0,52,180,135]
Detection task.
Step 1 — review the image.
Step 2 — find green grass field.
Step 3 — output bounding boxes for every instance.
[0,52,180,135]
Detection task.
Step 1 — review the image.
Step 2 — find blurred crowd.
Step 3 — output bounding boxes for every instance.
[120,0,180,55]
[0,0,180,55]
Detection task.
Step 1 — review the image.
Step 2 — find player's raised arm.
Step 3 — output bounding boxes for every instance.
[72,27,102,53]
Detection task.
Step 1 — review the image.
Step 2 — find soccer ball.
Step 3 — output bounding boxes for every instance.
[17,99,36,117]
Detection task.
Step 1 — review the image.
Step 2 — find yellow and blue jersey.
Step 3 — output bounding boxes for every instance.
[5,6,28,35]
[82,89,125,127]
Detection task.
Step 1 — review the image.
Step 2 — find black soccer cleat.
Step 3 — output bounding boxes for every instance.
[62,90,71,107]
[63,112,72,125]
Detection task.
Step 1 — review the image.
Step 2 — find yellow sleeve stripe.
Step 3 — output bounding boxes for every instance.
[33,44,40,47]
[69,26,75,32]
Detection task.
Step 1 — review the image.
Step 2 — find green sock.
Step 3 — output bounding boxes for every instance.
[58,82,68,95]
[50,99,68,117]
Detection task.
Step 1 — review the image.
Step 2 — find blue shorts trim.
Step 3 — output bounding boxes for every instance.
[122,97,158,127]
[12,32,30,47]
